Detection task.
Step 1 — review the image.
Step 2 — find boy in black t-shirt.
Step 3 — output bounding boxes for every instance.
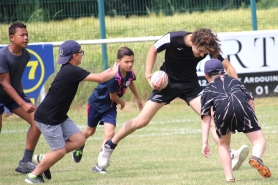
[201,58,271,182]
[24,40,118,183]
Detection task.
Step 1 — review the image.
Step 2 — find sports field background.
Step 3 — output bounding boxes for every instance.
[1,97,278,184]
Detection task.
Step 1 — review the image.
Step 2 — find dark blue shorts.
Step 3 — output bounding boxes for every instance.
[87,104,117,128]
[0,93,31,114]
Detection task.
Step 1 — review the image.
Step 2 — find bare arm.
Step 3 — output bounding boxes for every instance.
[202,115,211,158]
[128,81,143,111]
[222,58,238,79]
[83,62,119,82]
[109,93,125,110]
[0,73,35,113]
[145,46,158,85]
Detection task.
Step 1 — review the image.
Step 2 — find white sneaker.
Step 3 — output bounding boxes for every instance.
[231,145,249,171]
[97,144,114,169]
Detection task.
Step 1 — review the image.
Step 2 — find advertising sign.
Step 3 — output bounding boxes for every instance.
[23,44,54,104]
[197,30,278,97]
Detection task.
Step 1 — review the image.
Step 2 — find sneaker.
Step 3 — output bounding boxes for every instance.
[231,145,249,170]
[15,160,37,174]
[97,144,114,169]
[249,156,271,178]
[226,178,236,183]
[72,146,84,163]
[92,164,108,174]
[33,154,51,180]
[25,173,45,184]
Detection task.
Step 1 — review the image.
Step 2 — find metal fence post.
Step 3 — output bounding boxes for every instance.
[250,0,258,30]
[98,0,108,70]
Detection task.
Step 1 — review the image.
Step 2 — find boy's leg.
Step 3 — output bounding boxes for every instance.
[218,134,235,181]
[98,100,165,169]
[72,126,95,163]
[245,130,271,178]
[189,96,249,171]
[72,105,100,163]
[93,122,115,173]
[13,108,40,173]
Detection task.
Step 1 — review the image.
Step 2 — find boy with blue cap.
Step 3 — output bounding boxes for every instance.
[201,58,271,182]
[25,40,119,183]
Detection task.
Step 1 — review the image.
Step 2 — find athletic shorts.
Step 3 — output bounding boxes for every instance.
[214,105,261,138]
[35,118,81,150]
[87,104,117,128]
[149,82,203,105]
[0,93,31,114]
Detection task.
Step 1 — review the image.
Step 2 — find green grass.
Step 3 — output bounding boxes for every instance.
[1,97,278,184]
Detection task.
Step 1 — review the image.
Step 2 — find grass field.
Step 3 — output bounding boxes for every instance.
[0,97,278,185]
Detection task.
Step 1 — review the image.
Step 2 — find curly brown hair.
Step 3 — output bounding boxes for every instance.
[190,28,221,58]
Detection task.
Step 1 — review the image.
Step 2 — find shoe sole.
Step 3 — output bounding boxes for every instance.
[15,168,30,174]
[249,158,271,178]
[232,146,249,171]
[92,167,107,174]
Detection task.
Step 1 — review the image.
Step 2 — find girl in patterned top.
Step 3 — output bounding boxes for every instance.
[201,58,271,182]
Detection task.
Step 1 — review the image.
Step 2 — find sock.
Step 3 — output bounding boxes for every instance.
[21,149,34,163]
[105,139,117,149]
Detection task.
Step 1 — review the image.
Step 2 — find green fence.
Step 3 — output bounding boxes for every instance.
[0,0,278,104]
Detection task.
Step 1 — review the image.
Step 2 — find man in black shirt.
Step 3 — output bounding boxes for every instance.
[98,28,248,172]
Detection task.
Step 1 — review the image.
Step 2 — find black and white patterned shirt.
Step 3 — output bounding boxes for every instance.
[201,76,260,137]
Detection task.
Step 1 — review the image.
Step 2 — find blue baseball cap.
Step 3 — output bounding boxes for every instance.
[57,40,81,64]
[204,58,225,76]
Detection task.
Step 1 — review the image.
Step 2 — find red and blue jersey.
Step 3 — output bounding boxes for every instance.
[88,66,136,113]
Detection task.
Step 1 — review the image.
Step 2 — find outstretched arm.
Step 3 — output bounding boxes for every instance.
[83,62,119,82]
[222,58,238,79]
[129,81,143,111]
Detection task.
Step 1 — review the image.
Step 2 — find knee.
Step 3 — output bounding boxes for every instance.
[85,127,95,137]
[105,130,115,139]
[134,118,149,129]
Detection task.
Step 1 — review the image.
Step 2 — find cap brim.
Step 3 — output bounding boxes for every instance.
[57,55,71,64]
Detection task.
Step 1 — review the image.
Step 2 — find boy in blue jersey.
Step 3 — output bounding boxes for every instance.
[72,47,143,173]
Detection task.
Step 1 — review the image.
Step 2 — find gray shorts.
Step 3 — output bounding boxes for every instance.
[35,118,81,150]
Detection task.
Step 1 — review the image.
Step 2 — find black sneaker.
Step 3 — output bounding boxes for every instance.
[72,146,84,163]
[92,164,108,174]
[33,154,51,180]
[15,160,36,174]
[25,173,45,184]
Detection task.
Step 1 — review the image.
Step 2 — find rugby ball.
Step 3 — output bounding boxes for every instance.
[150,70,168,90]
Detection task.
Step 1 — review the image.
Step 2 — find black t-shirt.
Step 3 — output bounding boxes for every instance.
[154,31,224,85]
[201,76,256,137]
[35,63,90,125]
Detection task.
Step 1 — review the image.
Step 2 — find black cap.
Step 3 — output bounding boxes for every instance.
[204,59,225,76]
[57,40,81,64]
